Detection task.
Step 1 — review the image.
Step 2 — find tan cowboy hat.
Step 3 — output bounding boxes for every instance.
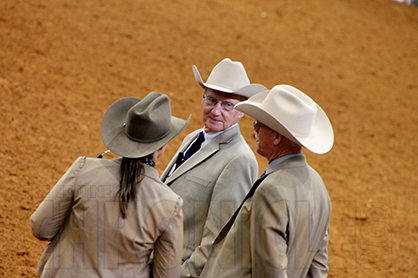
[101,92,191,158]
[234,85,334,154]
[193,58,267,98]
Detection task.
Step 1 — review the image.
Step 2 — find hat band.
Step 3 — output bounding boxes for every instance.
[124,125,171,143]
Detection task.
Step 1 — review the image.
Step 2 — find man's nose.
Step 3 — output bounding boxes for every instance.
[211,102,223,114]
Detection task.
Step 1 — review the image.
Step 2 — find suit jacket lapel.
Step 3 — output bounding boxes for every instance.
[162,125,241,184]
[161,130,200,182]
[165,142,219,183]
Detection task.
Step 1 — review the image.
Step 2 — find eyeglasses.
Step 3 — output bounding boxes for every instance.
[253,120,264,132]
[203,95,236,112]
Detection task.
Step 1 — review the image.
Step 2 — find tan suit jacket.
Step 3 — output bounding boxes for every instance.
[161,125,258,277]
[200,155,331,278]
[30,156,183,278]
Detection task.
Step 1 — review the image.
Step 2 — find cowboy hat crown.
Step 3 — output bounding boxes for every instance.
[234,85,334,154]
[102,92,190,158]
[193,58,267,98]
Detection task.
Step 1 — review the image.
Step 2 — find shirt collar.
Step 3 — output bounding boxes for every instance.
[201,123,238,147]
[265,152,304,174]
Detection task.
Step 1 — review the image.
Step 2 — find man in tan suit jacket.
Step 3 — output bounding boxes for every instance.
[200,85,334,278]
[161,58,266,277]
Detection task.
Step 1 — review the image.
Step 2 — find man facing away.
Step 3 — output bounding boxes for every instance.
[200,85,334,278]
[161,58,267,277]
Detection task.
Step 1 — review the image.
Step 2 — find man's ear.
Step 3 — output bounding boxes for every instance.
[273,132,282,146]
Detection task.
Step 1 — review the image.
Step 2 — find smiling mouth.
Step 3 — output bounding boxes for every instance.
[208,117,223,123]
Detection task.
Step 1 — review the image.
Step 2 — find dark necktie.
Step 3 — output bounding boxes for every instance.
[184,131,205,160]
[173,131,205,171]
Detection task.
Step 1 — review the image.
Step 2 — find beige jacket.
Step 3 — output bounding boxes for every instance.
[200,155,331,278]
[161,125,258,277]
[30,156,183,278]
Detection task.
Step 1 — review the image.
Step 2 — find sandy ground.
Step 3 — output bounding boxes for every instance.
[1,0,417,277]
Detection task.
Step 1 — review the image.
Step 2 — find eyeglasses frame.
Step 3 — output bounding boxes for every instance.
[202,94,238,112]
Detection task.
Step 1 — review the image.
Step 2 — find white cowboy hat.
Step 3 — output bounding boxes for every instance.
[101,92,191,158]
[193,58,267,98]
[234,85,334,154]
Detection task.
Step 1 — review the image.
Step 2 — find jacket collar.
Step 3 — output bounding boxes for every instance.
[264,152,304,175]
[266,154,307,176]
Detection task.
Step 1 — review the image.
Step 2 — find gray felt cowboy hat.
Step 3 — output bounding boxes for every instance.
[193,58,267,98]
[101,92,191,158]
[235,85,334,154]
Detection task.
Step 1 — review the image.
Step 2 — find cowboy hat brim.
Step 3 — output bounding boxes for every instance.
[234,90,334,154]
[101,97,191,158]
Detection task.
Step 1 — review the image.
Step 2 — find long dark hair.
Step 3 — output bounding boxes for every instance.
[118,154,154,218]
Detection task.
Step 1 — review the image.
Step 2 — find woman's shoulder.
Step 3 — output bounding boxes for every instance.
[136,176,183,217]
[83,156,122,165]
[74,156,122,173]
[141,166,181,200]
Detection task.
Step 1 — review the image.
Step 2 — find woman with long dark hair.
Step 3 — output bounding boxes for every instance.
[30,92,190,277]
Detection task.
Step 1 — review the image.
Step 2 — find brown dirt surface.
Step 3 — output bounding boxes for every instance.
[1,0,417,277]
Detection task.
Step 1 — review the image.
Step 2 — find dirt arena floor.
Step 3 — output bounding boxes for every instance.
[1,0,417,277]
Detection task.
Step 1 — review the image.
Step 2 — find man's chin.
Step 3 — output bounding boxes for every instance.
[204,122,224,133]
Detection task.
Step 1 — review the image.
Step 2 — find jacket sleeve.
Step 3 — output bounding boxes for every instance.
[180,154,258,277]
[306,231,329,278]
[30,156,85,241]
[153,197,184,278]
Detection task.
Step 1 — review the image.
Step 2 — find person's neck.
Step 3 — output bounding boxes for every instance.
[267,149,301,163]
[204,123,237,135]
